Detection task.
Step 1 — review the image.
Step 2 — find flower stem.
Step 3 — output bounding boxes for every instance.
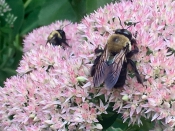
[24,0,32,9]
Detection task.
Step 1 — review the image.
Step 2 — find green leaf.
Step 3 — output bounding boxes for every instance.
[0,46,22,67]
[1,46,14,67]
[69,0,86,22]
[99,112,119,130]
[0,46,22,87]
[24,0,47,13]
[6,0,24,40]
[110,116,129,130]
[1,68,17,74]
[0,70,16,87]
[86,0,114,14]
[106,116,154,131]
[0,27,12,34]
[20,9,40,35]
[38,0,77,26]
[10,48,23,69]
[106,127,123,131]
[138,117,154,131]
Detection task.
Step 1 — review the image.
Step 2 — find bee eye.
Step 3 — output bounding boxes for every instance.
[115,38,118,42]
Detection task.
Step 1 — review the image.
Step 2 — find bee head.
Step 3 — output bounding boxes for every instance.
[107,34,131,53]
[115,29,132,41]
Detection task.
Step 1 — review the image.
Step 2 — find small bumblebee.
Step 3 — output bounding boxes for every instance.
[91,27,142,89]
[46,29,70,49]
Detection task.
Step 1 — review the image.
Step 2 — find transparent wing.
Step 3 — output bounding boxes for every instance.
[93,45,109,87]
[104,49,127,89]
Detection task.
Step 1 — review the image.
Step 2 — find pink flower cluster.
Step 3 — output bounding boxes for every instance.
[1,0,175,130]
[0,21,105,130]
[77,0,175,130]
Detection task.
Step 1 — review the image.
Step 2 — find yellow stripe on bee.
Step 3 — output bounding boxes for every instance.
[48,31,62,40]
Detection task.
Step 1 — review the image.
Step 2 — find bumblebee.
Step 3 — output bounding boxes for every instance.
[46,29,70,49]
[91,29,142,89]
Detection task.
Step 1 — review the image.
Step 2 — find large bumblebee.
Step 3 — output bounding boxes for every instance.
[46,29,70,49]
[91,29,142,89]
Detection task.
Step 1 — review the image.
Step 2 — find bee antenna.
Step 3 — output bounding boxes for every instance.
[118,17,124,29]
[126,21,140,29]
[126,25,132,29]
[60,22,72,30]
[45,41,48,46]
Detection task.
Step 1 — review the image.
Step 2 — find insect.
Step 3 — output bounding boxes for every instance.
[91,19,142,89]
[46,24,71,49]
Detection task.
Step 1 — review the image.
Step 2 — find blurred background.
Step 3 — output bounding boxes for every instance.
[0,0,116,87]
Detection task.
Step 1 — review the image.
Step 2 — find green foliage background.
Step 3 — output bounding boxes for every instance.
[0,0,154,130]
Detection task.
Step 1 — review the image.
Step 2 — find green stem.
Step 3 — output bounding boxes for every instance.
[24,0,32,9]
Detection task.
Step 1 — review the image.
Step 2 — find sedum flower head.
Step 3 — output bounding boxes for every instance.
[77,0,175,130]
[0,21,105,130]
[1,0,175,130]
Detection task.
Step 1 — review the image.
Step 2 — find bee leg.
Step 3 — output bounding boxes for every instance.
[94,46,104,54]
[133,31,138,38]
[126,45,139,58]
[46,65,54,72]
[113,81,125,88]
[62,40,70,47]
[131,38,137,45]
[127,59,143,84]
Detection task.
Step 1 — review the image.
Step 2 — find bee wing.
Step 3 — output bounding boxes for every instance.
[104,49,127,89]
[93,45,110,87]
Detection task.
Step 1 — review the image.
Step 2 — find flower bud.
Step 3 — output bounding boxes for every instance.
[93,124,103,130]
[122,95,129,101]
[76,76,87,83]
